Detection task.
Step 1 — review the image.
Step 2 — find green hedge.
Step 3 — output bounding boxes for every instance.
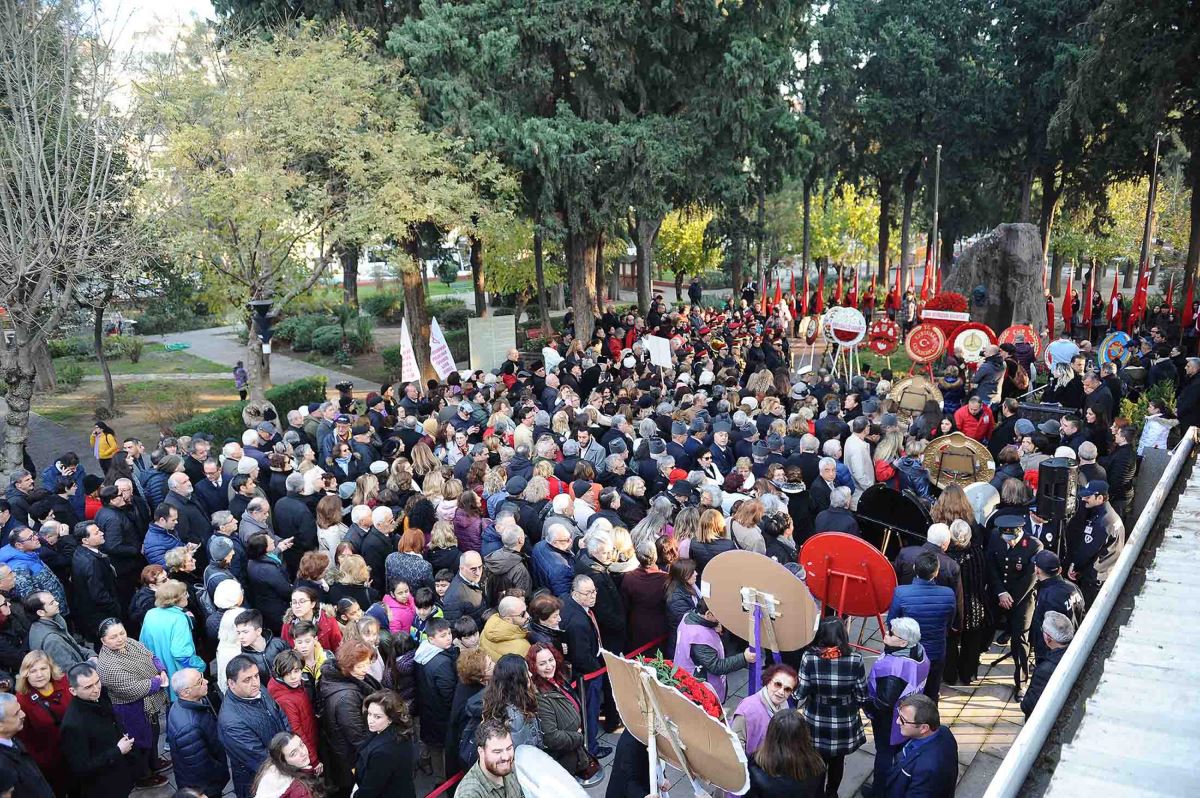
[172,376,327,441]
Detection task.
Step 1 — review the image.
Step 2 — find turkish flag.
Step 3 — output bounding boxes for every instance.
[1046,297,1056,338]
[1183,276,1195,329]
[920,244,932,301]
[815,267,826,314]
[773,279,783,310]
[801,269,809,316]
[890,264,901,311]
[834,267,844,305]
[790,270,796,299]
[1107,273,1120,325]
[1082,269,1094,328]
[848,268,859,308]
[1129,267,1151,331]
[1166,274,1175,308]
[1061,274,1073,335]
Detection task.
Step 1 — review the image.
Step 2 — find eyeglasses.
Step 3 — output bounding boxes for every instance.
[574,589,597,597]
[897,715,921,726]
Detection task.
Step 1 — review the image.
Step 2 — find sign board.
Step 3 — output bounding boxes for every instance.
[643,335,672,368]
[467,315,517,372]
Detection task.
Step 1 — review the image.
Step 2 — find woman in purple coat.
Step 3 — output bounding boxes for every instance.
[865,617,929,797]
[731,663,799,756]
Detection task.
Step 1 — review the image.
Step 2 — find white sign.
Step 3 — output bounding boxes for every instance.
[398,318,420,382]
[920,309,971,323]
[429,317,456,380]
[644,335,673,368]
[467,316,517,372]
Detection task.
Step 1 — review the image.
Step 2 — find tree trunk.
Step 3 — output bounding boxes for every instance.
[566,229,599,344]
[341,244,360,308]
[31,340,55,393]
[533,225,552,339]
[1018,163,1035,223]
[1037,166,1061,265]
[514,290,530,327]
[940,223,956,274]
[1180,160,1200,338]
[802,180,812,273]
[899,161,920,297]
[877,179,893,282]
[594,232,607,306]
[470,235,488,317]
[674,272,684,301]
[402,237,436,380]
[245,324,267,403]
[631,211,663,314]
[1049,250,1065,296]
[0,346,37,478]
[94,303,114,414]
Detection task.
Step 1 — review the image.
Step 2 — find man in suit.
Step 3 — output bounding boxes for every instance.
[559,574,612,758]
[813,486,860,535]
[194,458,229,518]
[843,416,875,505]
[885,694,958,797]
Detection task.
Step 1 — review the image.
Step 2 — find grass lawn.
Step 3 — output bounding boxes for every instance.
[35,377,238,443]
[54,342,227,378]
[309,278,473,305]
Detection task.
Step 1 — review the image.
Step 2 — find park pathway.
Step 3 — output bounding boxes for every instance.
[158,326,373,388]
[0,398,100,475]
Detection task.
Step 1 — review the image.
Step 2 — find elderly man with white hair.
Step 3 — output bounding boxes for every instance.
[1020,611,1075,718]
[813,486,861,535]
[865,616,930,795]
[576,529,627,656]
[359,505,396,595]
[893,522,965,635]
[484,522,531,603]
[541,492,581,541]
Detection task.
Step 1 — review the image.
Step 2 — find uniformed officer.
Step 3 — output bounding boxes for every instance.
[1066,480,1126,608]
[985,514,1043,698]
[1025,505,1062,558]
[1029,550,1085,662]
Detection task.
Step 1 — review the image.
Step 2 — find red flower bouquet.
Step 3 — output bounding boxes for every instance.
[637,654,725,719]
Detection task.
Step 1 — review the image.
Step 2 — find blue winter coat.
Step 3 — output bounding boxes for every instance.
[884,725,958,798]
[887,578,956,660]
[217,690,291,798]
[166,697,228,796]
[142,470,170,511]
[142,523,185,568]
[40,462,85,521]
[531,539,574,598]
[140,605,204,699]
[893,456,935,503]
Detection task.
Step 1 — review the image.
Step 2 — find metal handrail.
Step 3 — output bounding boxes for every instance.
[983,426,1196,798]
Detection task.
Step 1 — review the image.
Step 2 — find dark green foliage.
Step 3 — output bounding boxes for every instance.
[273,313,335,351]
[426,298,474,329]
[310,324,345,355]
[380,346,404,381]
[172,376,327,440]
[361,291,403,320]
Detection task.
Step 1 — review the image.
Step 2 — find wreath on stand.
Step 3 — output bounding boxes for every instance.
[637,653,725,719]
[920,292,970,339]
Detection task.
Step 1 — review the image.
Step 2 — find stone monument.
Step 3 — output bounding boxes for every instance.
[943,223,1047,333]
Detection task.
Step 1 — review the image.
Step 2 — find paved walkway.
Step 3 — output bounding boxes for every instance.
[157,326,370,388]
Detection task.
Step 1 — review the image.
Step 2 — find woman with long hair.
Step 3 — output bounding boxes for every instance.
[351,474,380,508]
[747,710,826,798]
[730,499,766,554]
[15,649,73,795]
[665,558,701,655]
[315,494,346,555]
[795,619,868,798]
[527,643,598,785]
[929,484,975,530]
[90,421,120,473]
[459,653,542,766]
[250,732,324,798]
[629,494,673,549]
[1139,397,1178,454]
[354,691,416,798]
[1085,405,1114,457]
[690,508,736,575]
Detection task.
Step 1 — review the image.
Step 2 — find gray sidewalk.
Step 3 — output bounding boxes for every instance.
[157,326,371,388]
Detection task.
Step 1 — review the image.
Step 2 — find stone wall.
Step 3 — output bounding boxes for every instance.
[943,223,1047,333]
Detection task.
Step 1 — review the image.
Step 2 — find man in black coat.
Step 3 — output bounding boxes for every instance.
[575,537,626,654]
[92,486,143,608]
[1082,373,1114,421]
[1099,425,1137,519]
[441,550,486,625]
[984,515,1043,697]
[1029,551,1085,662]
[1066,480,1126,608]
[807,456,837,515]
[70,522,123,643]
[894,525,964,634]
[813,486,860,535]
[1177,358,1200,431]
[163,473,214,565]
[272,472,319,574]
[0,692,55,797]
[358,506,397,596]
[987,399,1022,460]
[60,663,139,796]
[194,458,229,519]
[560,574,612,757]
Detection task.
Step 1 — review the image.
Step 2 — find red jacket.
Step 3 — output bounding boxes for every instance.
[268,677,321,766]
[17,676,72,772]
[282,609,343,655]
[953,404,995,442]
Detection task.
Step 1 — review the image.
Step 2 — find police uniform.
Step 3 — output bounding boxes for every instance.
[984,515,1043,693]
[1025,512,1063,558]
[1066,480,1126,608]
[1029,551,1085,662]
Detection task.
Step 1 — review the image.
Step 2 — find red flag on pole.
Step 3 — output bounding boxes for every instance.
[800,269,809,316]
[790,269,796,299]
[935,259,942,295]
[848,268,859,308]
[834,267,844,305]
[1061,273,1073,335]
[1129,267,1151,332]
[1082,269,1094,329]
[1166,274,1175,308]
[920,245,932,302]
[1107,273,1120,325]
[868,274,876,308]
[1046,295,1056,338]
[773,278,783,310]
[1183,275,1195,329]
[815,267,826,314]
[890,263,902,311]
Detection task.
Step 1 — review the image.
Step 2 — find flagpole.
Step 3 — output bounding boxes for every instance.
[931,144,941,294]
[1132,134,1162,328]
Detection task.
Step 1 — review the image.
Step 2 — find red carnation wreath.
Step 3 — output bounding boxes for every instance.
[637,653,724,719]
[920,292,970,339]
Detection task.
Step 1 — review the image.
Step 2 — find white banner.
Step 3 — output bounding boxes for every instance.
[644,335,673,368]
[920,309,971,322]
[398,318,420,382]
[467,316,517,372]
[429,317,456,380]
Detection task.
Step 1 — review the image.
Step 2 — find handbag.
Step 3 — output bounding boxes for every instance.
[577,751,602,780]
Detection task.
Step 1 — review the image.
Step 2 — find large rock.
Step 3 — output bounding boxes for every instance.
[944,223,1046,333]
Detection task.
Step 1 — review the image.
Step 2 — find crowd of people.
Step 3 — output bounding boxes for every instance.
[0,286,1194,798]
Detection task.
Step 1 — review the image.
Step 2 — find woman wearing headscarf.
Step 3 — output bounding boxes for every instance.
[95,618,170,787]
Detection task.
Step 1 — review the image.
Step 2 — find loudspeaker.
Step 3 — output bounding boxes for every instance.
[1037,457,1078,522]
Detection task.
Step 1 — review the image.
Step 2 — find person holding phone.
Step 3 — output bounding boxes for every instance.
[60,661,144,796]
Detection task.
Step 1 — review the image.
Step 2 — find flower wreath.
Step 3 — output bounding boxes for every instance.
[920,291,970,339]
[637,653,725,719]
